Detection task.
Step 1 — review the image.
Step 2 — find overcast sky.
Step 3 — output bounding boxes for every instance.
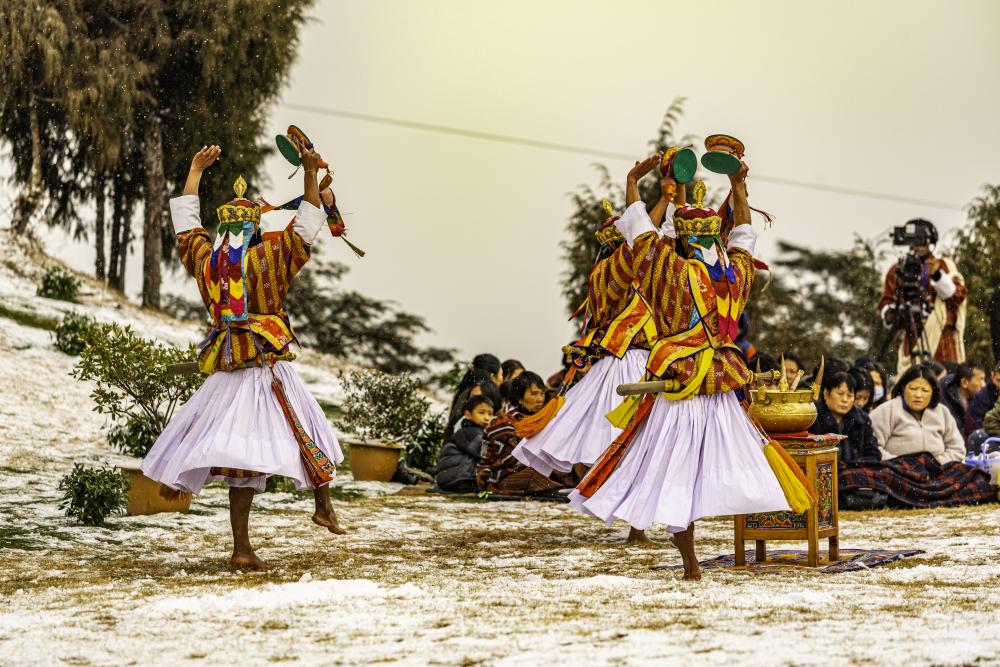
[20,0,1000,374]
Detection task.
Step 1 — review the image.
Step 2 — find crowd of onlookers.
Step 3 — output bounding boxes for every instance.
[432,349,998,511]
[752,352,998,510]
[435,353,584,495]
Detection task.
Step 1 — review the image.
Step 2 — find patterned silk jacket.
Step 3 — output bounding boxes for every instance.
[599,201,758,398]
[170,195,327,374]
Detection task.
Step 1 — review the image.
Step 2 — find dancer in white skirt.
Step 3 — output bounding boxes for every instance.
[141,146,345,571]
[513,160,685,544]
[570,153,790,580]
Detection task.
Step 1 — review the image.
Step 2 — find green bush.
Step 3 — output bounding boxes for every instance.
[54,312,96,355]
[73,322,205,441]
[407,410,446,471]
[265,475,298,494]
[58,464,130,526]
[337,369,430,445]
[107,413,161,458]
[37,266,80,302]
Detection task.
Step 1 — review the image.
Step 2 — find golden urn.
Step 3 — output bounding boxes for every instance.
[746,357,824,434]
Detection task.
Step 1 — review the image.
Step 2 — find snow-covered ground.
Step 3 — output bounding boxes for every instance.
[1,231,1000,666]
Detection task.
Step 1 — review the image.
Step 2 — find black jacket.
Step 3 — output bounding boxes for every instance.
[939,374,968,433]
[809,400,881,464]
[435,419,484,491]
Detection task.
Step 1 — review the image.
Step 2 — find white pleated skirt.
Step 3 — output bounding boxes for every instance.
[141,361,343,493]
[513,350,648,476]
[568,390,789,532]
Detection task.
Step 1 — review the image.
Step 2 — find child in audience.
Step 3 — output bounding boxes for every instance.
[435,396,495,492]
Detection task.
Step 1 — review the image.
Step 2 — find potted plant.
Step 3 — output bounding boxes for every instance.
[73,323,205,515]
[337,369,432,481]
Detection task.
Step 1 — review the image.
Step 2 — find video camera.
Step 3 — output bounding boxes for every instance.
[891,218,938,248]
[879,219,939,363]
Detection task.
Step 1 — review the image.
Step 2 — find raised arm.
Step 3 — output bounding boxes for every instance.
[649,175,678,232]
[728,161,751,229]
[174,146,221,279]
[625,154,661,207]
[182,145,221,196]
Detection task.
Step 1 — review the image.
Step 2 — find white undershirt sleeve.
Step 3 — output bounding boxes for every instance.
[726,224,758,256]
[614,201,657,246]
[292,199,327,244]
[169,195,201,234]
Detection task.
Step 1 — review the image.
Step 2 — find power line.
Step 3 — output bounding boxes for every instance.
[282,102,964,212]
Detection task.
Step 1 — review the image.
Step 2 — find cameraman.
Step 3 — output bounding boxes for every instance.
[877,218,967,373]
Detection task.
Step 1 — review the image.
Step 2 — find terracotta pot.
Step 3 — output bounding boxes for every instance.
[748,388,818,434]
[342,438,404,482]
[118,465,192,516]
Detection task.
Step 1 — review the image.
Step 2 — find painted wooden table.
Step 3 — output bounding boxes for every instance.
[735,443,839,568]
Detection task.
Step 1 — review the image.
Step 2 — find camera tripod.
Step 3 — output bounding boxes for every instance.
[875,295,934,366]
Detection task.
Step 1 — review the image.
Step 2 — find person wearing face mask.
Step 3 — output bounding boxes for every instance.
[476,373,580,496]
[840,365,994,508]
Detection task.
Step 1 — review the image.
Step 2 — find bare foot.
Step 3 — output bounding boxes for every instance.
[311,509,347,535]
[626,528,656,546]
[231,552,269,571]
[682,563,702,580]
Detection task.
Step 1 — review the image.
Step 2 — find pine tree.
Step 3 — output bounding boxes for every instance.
[953,184,1000,366]
[560,98,693,315]
[745,238,887,369]
[0,3,75,232]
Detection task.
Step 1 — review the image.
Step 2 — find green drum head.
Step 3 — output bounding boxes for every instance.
[275,134,301,166]
[671,148,698,184]
[701,151,742,175]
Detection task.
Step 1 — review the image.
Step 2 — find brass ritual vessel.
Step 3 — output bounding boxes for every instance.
[746,357,824,433]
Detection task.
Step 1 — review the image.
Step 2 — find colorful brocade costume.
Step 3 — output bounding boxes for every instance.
[567,199,790,532]
[140,192,344,494]
[511,206,676,477]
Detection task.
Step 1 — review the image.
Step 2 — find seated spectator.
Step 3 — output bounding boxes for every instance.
[476,372,578,496]
[983,400,1000,440]
[782,352,805,382]
[927,361,947,383]
[839,365,994,509]
[873,365,965,463]
[967,361,1000,433]
[501,359,524,381]
[472,353,504,386]
[866,361,890,410]
[850,367,876,412]
[446,367,498,437]
[810,371,880,463]
[939,362,986,437]
[435,396,494,492]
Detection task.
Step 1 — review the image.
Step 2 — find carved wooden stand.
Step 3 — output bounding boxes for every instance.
[735,444,839,568]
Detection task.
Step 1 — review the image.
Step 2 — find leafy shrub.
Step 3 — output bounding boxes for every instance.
[407,410,446,471]
[107,413,161,458]
[58,464,130,526]
[337,369,430,445]
[37,266,80,302]
[54,312,96,355]
[265,475,299,494]
[73,323,205,439]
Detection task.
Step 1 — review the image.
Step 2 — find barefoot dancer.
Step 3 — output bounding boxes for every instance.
[570,155,790,579]
[142,146,346,571]
[513,155,684,544]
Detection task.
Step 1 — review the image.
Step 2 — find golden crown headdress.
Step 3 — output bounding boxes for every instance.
[216,176,261,225]
[594,199,624,246]
[674,181,722,237]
